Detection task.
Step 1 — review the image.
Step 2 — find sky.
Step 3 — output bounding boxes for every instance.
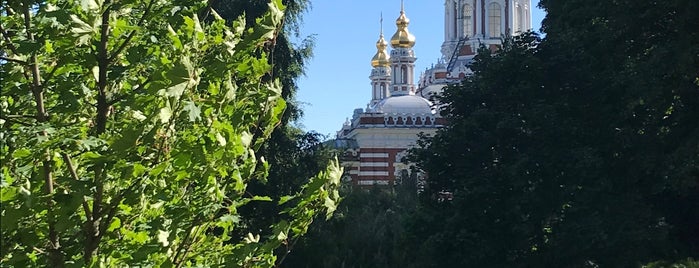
[294,1,546,137]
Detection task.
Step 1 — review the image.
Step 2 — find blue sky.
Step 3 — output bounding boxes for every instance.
[295,1,546,137]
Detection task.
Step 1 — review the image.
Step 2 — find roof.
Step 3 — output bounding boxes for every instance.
[374,95,435,115]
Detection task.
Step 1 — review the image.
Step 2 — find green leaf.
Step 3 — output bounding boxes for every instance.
[159,107,172,123]
[182,101,201,122]
[164,81,187,98]
[161,57,195,98]
[149,162,168,177]
[215,132,226,146]
[107,217,121,232]
[240,132,252,149]
[278,195,295,205]
[157,230,169,246]
[276,230,287,241]
[70,14,95,45]
[80,0,99,11]
[1,187,18,202]
[324,196,337,220]
[132,163,147,177]
[126,231,149,244]
[12,149,31,158]
[249,196,272,202]
[167,24,182,50]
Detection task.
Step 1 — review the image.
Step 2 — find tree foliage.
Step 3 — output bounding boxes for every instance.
[202,1,338,255]
[210,0,313,124]
[407,0,699,267]
[282,177,420,268]
[0,0,340,266]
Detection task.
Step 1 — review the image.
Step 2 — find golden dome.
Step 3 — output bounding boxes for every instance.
[390,5,416,48]
[371,33,390,67]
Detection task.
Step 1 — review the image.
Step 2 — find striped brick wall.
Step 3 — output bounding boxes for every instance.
[353,148,405,186]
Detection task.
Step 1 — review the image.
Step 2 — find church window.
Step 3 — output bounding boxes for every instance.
[401,66,408,84]
[463,4,473,37]
[517,5,524,32]
[488,3,501,38]
[373,83,378,99]
[453,4,458,38]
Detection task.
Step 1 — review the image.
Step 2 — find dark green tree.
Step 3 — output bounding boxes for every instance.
[538,0,699,261]
[409,0,699,266]
[281,176,421,268]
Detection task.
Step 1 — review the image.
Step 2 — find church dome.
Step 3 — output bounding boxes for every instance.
[371,33,390,67]
[390,7,416,48]
[375,95,434,114]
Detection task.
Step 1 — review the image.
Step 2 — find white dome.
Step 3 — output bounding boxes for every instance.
[375,95,434,114]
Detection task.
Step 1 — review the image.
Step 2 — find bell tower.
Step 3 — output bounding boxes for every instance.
[389,0,417,96]
[369,15,392,107]
[440,0,532,61]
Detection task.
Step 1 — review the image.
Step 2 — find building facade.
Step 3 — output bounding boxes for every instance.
[336,0,531,187]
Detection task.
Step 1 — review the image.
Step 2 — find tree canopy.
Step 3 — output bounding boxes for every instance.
[0,0,340,266]
[408,0,699,266]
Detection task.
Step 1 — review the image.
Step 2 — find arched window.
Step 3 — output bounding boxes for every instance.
[380,84,386,98]
[444,2,451,40]
[453,4,458,38]
[463,4,473,38]
[488,3,501,38]
[401,66,408,85]
[373,82,378,99]
[392,66,397,84]
[516,5,524,32]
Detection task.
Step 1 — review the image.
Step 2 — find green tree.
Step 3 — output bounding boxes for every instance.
[0,0,340,266]
[204,0,339,254]
[410,0,699,265]
[409,34,558,267]
[538,0,699,261]
[282,175,421,268]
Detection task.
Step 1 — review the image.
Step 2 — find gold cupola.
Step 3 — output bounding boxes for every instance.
[390,1,416,48]
[371,19,390,67]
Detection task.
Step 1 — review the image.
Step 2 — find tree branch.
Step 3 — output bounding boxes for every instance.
[22,1,63,265]
[0,114,35,126]
[84,0,113,263]
[175,224,203,268]
[0,21,32,82]
[172,218,200,267]
[172,217,201,268]
[61,153,93,221]
[275,232,301,267]
[97,171,146,236]
[0,23,20,56]
[0,56,28,64]
[95,3,111,135]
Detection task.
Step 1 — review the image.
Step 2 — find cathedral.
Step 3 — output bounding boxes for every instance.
[335,0,532,187]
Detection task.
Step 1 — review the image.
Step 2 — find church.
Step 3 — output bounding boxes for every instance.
[335,0,532,187]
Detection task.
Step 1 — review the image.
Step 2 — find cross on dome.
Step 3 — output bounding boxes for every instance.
[390,0,416,48]
[371,14,391,67]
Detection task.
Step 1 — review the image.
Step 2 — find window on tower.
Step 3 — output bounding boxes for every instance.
[488,3,501,38]
[463,4,473,38]
[453,4,458,38]
[517,5,524,32]
[401,66,408,85]
[392,66,397,84]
